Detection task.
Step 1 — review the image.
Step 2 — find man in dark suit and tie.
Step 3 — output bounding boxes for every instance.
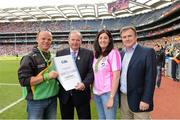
[56,30,94,119]
[119,26,157,119]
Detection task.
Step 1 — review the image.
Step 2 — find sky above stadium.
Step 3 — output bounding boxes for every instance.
[0,0,172,22]
[0,0,150,8]
[1,0,113,8]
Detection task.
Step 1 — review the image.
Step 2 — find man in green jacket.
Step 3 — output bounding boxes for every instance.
[18,31,59,119]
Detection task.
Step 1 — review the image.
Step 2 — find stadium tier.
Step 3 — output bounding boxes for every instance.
[0,1,179,56]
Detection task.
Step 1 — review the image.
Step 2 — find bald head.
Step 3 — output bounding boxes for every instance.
[36,31,52,52]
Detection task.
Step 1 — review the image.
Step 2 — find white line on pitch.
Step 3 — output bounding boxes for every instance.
[0,98,24,114]
[0,83,19,86]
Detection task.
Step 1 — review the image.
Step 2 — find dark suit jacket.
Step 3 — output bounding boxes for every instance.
[120,44,157,112]
[56,47,94,106]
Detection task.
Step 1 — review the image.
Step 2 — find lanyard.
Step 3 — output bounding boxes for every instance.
[38,47,51,66]
[95,56,103,73]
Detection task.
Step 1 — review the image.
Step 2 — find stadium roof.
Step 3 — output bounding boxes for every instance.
[0,0,174,22]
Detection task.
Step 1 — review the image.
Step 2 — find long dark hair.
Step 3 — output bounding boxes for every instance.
[94,29,114,58]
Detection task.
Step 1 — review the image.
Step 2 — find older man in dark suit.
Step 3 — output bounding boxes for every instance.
[119,26,157,119]
[56,30,94,119]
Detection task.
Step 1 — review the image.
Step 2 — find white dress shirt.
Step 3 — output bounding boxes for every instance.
[120,43,137,94]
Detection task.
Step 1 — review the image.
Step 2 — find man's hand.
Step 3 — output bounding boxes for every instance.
[75,82,85,91]
[48,71,59,79]
[139,101,149,111]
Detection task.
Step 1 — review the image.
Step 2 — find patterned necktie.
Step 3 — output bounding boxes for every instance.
[72,51,77,61]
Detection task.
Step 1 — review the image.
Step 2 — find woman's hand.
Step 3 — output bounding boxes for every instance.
[106,97,114,109]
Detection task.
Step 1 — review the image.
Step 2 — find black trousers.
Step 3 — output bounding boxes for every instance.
[59,96,91,119]
[156,66,162,87]
[171,60,177,80]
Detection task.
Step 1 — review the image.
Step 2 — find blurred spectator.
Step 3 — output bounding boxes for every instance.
[154,43,165,88]
[171,49,180,81]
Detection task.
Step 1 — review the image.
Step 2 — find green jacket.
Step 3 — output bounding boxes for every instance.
[18,47,59,100]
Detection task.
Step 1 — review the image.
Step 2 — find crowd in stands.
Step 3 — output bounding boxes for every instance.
[143,23,180,37]
[0,1,178,33]
[0,35,179,57]
[0,44,33,56]
[0,21,179,44]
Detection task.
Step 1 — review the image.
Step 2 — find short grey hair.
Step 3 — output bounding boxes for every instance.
[120,26,137,37]
[68,30,82,40]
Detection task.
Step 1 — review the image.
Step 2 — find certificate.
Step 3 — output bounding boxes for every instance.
[53,55,81,91]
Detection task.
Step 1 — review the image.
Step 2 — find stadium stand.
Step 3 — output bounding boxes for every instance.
[0,0,179,56]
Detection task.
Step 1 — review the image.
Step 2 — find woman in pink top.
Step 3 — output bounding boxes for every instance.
[93,29,121,119]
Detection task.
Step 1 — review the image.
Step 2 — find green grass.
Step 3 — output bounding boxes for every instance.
[0,86,22,109]
[0,58,120,119]
[0,60,19,84]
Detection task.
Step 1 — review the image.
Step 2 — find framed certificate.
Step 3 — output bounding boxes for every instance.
[53,55,81,91]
